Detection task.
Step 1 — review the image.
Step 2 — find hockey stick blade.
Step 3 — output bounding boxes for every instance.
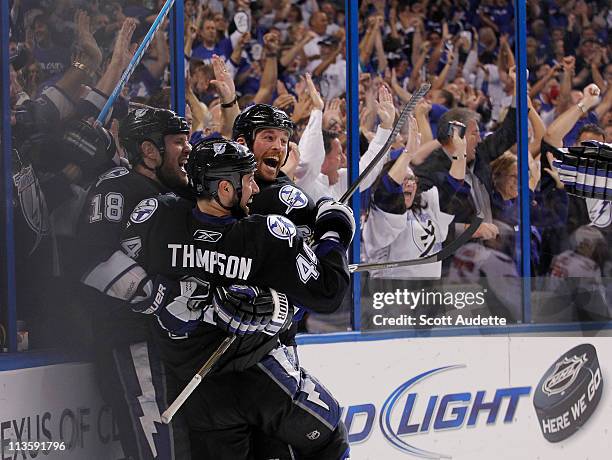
[348,215,483,273]
[340,83,431,204]
[161,335,236,424]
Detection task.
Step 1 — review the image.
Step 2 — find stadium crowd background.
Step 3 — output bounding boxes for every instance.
[3,0,612,350]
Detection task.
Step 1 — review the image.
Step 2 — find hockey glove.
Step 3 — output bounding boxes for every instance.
[213,285,292,336]
[313,198,356,249]
[132,275,210,336]
[59,119,118,183]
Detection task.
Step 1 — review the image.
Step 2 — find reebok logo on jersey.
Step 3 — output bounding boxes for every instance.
[168,244,252,280]
[193,229,223,242]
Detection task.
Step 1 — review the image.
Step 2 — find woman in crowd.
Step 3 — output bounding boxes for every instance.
[362,119,468,280]
[360,119,470,328]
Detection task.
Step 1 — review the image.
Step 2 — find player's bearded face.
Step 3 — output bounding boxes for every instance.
[251,128,289,182]
[239,173,260,214]
[159,134,191,188]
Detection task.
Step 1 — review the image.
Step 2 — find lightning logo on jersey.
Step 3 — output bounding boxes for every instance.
[213,142,226,156]
[267,215,297,247]
[279,185,308,214]
[95,166,130,187]
[131,198,158,223]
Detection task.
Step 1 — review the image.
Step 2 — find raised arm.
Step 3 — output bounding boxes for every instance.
[145,34,170,80]
[295,74,326,186]
[529,64,560,99]
[373,17,388,71]
[527,96,546,156]
[557,56,575,114]
[359,17,377,65]
[432,50,455,91]
[388,116,419,184]
[408,42,429,92]
[253,33,280,105]
[414,100,433,144]
[95,18,138,96]
[390,67,412,103]
[280,29,315,68]
[210,55,240,139]
[355,85,395,190]
[594,81,612,120]
[55,10,103,102]
[313,38,344,78]
[186,73,206,132]
[590,49,607,93]
[544,83,601,147]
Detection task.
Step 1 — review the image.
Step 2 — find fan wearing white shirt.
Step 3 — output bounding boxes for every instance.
[303,11,329,62]
[363,119,469,280]
[294,82,395,202]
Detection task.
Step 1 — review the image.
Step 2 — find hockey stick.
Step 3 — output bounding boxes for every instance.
[340,83,431,205]
[348,215,484,272]
[161,335,236,424]
[95,0,176,127]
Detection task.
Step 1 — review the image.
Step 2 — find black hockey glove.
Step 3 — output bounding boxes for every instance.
[132,275,210,336]
[313,197,356,249]
[59,119,118,183]
[213,285,292,336]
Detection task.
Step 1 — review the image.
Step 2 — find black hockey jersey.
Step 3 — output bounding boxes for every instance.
[119,194,349,380]
[73,166,170,345]
[75,166,169,274]
[250,172,317,239]
[250,173,319,343]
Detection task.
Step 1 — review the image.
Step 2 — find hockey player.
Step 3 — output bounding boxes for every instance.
[233,103,318,238]
[97,138,353,459]
[231,103,326,392]
[11,16,138,348]
[75,107,192,460]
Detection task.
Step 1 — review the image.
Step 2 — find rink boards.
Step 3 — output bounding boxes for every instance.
[1,336,611,459]
[299,336,612,460]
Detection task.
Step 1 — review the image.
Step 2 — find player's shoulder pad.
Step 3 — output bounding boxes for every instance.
[129,196,161,224]
[129,193,191,225]
[242,213,299,247]
[94,166,131,188]
[276,184,311,213]
[264,214,299,247]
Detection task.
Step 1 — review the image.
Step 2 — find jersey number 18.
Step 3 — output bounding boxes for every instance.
[89,192,125,223]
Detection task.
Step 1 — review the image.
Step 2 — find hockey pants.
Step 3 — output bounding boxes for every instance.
[185,345,350,460]
[96,340,191,460]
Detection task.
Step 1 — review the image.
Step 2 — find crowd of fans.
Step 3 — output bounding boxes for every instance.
[4,0,612,348]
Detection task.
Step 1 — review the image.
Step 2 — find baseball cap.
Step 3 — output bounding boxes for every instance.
[318,35,339,47]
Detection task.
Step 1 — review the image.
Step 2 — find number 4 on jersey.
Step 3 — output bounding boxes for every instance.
[121,237,143,259]
[296,254,319,284]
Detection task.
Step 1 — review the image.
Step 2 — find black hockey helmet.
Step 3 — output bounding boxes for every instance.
[232,104,295,164]
[119,108,189,164]
[187,138,257,204]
